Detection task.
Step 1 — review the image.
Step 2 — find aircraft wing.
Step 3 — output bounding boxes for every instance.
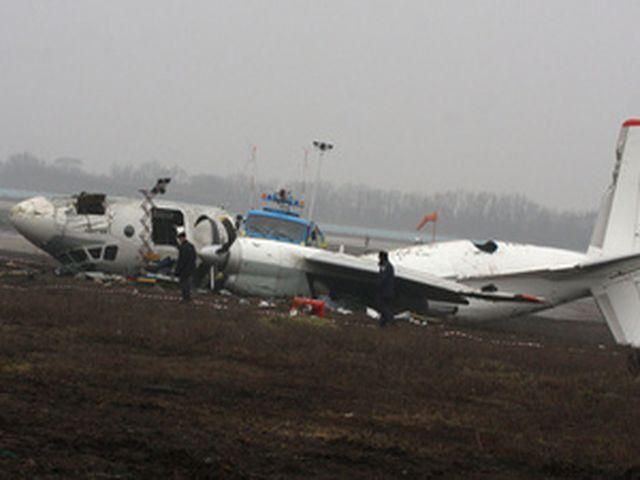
[303,250,544,313]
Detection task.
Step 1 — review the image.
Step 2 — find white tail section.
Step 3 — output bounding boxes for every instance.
[590,120,640,346]
[588,119,640,258]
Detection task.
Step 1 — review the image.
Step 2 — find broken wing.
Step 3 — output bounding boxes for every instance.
[303,250,544,313]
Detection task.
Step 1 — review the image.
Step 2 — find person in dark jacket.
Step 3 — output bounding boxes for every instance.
[377,250,395,327]
[175,231,197,302]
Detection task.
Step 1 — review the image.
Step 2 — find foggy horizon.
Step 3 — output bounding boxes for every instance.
[0,151,599,218]
[2,1,640,212]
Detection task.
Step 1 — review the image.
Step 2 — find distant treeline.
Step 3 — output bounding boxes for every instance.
[0,153,596,250]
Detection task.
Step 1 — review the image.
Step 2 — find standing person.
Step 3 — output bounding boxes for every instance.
[377,250,395,327]
[175,231,197,303]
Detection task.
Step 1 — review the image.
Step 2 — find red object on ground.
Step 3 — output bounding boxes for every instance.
[291,296,326,317]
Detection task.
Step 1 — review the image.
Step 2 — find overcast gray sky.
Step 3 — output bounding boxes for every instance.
[1,0,639,211]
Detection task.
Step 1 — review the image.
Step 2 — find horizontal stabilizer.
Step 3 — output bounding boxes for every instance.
[466,251,640,283]
[591,275,640,346]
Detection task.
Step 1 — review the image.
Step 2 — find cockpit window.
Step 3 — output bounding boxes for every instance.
[245,215,307,243]
[152,208,184,246]
[69,249,88,263]
[76,192,106,215]
[88,247,102,259]
[104,245,118,261]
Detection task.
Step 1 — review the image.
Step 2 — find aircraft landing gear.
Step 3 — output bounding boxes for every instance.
[627,349,640,377]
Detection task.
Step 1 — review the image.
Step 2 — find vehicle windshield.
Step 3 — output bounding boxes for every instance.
[245,214,307,243]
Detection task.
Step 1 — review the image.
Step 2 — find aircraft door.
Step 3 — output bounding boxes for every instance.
[151,207,185,259]
[151,208,184,246]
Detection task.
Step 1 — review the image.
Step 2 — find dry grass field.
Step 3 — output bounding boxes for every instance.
[1,253,640,479]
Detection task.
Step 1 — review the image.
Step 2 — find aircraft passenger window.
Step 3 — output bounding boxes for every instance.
[69,249,88,263]
[76,192,106,215]
[151,208,184,246]
[124,225,135,238]
[88,247,102,259]
[104,245,118,261]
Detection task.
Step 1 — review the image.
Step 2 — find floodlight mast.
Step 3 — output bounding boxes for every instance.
[308,140,333,222]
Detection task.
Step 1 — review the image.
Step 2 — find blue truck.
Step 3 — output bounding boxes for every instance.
[242,190,326,248]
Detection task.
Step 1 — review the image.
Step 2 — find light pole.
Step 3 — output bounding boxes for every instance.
[308,140,333,222]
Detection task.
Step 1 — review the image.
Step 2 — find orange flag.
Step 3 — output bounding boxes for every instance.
[416,211,438,231]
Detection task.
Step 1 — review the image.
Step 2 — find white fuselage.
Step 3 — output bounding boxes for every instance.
[386,240,588,320]
[212,236,591,321]
[10,195,230,274]
[10,195,594,322]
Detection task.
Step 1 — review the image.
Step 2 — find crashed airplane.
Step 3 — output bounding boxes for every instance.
[9,119,640,352]
[9,186,236,275]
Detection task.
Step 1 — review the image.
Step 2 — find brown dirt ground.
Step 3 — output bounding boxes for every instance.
[1,252,640,479]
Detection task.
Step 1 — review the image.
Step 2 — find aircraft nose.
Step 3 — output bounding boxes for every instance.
[9,196,57,246]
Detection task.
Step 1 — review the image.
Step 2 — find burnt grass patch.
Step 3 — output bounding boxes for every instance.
[1,258,640,478]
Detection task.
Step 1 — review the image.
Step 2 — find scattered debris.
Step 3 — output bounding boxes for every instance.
[75,271,127,284]
[407,317,429,327]
[290,297,325,317]
[336,307,353,315]
[394,311,429,326]
[142,272,176,283]
[259,299,276,308]
[132,276,157,285]
[366,307,380,320]
[366,307,429,326]
[0,268,36,280]
[393,311,413,322]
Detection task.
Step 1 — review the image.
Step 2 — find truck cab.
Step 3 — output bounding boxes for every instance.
[242,190,326,248]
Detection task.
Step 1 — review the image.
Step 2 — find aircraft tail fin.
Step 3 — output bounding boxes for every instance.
[588,119,640,258]
[587,119,640,346]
